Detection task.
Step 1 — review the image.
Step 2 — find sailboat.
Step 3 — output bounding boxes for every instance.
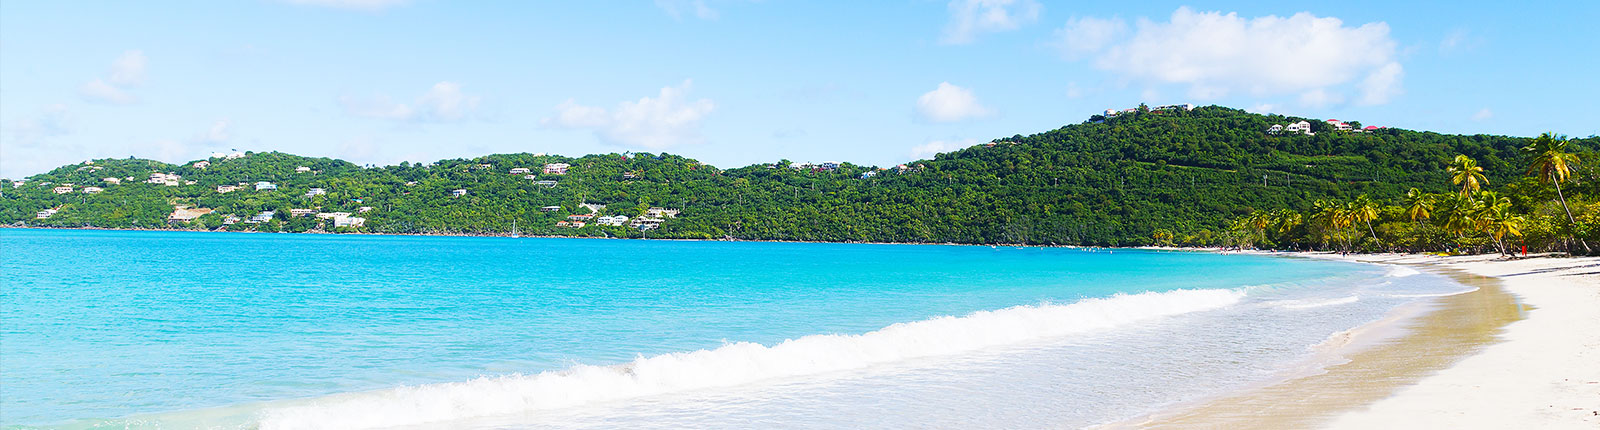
[511,219,520,238]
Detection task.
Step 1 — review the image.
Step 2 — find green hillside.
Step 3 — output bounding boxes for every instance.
[3,106,1594,250]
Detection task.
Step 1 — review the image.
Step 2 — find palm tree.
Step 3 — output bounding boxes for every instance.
[1437,193,1481,242]
[1311,199,1354,252]
[1481,199,1524,256]
[1403,188,1434,223]
[1523,132,1583,227]
[1351,194,1380,242]
[1448,154,1489,196]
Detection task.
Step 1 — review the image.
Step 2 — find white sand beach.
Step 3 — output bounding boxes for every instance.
[1319,253,1600,429]
[1117,252,1599,429]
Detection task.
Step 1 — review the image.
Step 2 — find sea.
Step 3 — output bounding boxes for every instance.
[0,229,1472,429]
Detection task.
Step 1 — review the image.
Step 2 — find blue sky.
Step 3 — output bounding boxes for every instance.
[2,1,1596,178]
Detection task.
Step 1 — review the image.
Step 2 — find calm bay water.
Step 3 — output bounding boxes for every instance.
[0,229,1466,429]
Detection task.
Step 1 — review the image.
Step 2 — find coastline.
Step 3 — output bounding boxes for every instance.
[1113,252,1600,429]
[9,227,1596,427]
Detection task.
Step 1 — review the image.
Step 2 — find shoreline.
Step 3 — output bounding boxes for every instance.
[1113,252,1600,429]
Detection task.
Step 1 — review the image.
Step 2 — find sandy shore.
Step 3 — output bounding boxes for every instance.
[1117,252,1600,429]
[1321,253,1600,429]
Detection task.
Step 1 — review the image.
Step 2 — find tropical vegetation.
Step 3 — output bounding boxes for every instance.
[3,106,1594,255]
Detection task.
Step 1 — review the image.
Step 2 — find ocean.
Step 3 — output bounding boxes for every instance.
[0,229,1469,429]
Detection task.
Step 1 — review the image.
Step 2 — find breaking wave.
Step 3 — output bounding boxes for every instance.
[1385,265,1421,277]
[257,288,1247,429]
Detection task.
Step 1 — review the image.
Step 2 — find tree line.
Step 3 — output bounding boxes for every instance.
[3,106,1595,254]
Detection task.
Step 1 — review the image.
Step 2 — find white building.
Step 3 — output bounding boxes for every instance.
[543,163,570,175]
[289,209,317,217]
[540,205,562,212]
[295,166,312,173]
[82,187,103,194]
[509,167,531,175]
[597,215,629,226]
[102,177,121,185]
[217,185,239,193]
[35,208,57,219]
[451,189,468,197]
[630,217,663,230]
[1326,119,1352,131]
[147,172,181,185]
[255,181,277,191]
[1281,121,1314,135]
[645,207,679,218]
[53,186,73,194]
[246,211,275,223]
[305,188,327,197]
[192,160,211,169]
[333,216,365,228]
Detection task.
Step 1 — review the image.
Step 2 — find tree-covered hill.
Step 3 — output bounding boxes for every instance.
[3,106,1594,247]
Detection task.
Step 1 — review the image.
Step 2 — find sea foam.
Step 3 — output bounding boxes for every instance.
[1385,265,1421,277]
[257,288,1246,429]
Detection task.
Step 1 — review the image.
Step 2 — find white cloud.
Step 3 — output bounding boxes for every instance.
[193,120,232,144]
[80,79,135,104]
[543,80,717,149]
[916,82,992,122]
[1053,16,1126,58]
[8,104,73,145]
[941,0,1041,45]
[80,50,146,104]
[1438,28,1482,55]
[1299,88,1343,107]
[281,0,408,11]
[911,138,979,159]
[1357,61,1403,105]
[1065,82,1084,99]
[1059,7,1403,106]
[341,81,482,122]
[1247,103,1277,114]
[108,50,146,86]
[655,0,718,20]
[1471,108,1493,122]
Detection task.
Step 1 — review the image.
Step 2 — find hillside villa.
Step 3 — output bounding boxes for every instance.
[167,207,214,222]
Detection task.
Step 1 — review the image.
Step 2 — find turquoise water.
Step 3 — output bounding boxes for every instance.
[0,229,1465,429]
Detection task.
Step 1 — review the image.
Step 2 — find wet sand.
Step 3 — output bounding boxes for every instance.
[1107,253,1599,430]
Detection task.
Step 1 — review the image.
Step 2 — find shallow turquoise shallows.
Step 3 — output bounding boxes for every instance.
[0,229,1464,429]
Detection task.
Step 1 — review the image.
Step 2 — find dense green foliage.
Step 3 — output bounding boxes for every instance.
[4,106,1594,250]
[1206,133,1599,255]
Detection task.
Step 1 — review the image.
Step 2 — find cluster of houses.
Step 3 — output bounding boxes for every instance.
[790,161,843,171]
[49,184,103,195]
[1267,119,1385,136]
[146,172,184,186]
[183,205,369,228]
[554,205,677,230]
[1268,121,1315,136]
[1104,103,1196,117]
